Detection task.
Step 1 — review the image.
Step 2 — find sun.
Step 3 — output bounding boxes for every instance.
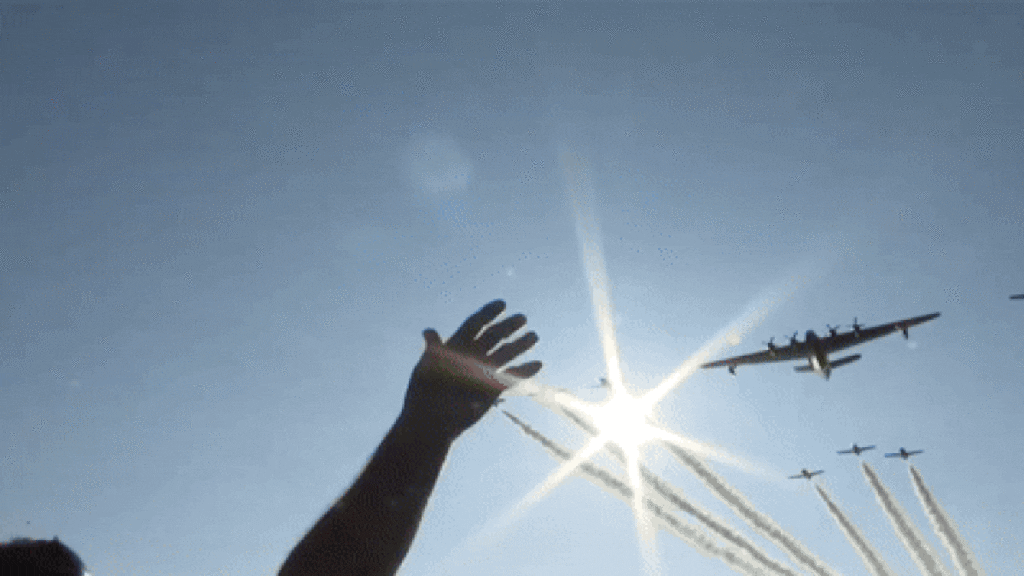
[489,148,781,575]
[592,390,656,453]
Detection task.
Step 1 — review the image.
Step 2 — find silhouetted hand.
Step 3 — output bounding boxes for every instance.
[402,299,542,439]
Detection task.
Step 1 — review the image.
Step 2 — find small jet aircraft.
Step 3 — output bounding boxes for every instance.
[884,447,923,460]
[837,443,875,456]
[1011,294,1024,300]
[700,312,940,380]
[789,469,825,480]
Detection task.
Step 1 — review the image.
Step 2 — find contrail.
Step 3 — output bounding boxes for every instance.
[861,463,950,576]
[552,405,801,576]
[504,411,790,576]
[639,458,802,576]
[909,465,986,576]
[644,495,771,576]
[815,485,898,576]
[662,440,842,576]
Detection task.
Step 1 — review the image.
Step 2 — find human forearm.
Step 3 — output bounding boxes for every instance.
[278,412,453,576]
[278,300,542,576]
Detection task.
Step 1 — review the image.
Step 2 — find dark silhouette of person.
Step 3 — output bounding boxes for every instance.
[0,536,86,576]
[278,299,542,576]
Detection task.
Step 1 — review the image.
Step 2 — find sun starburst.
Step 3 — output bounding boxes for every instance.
[496,148,789,575]
[592,390,655,451]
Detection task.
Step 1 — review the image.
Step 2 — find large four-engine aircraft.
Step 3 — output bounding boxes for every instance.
[884,447,923,460]
[700,312,940,380]
[789,468,825,480]
[837,443,875,456]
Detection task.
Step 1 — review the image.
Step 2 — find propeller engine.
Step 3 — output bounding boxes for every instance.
[789,331,800,346]
[762,337,778,356]
[826,324,840,337]
[849,317,862,337]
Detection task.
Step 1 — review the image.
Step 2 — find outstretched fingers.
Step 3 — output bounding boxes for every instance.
[437,300,541,387]
[504,360,543,380]
[488,331,539,367]
[448,299,506,348]
[475,314,526,353]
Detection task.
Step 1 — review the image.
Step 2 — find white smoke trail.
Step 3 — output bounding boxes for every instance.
[815,485,898,576]
[909,465,986,576]
[552,404,801,576]
[644,496,771,576]
[639,459,802,576]
[662,441,843,576]
[861,463,951,576]
[504,411,788,576]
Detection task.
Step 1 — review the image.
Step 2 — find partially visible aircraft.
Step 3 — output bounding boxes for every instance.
[1011,294,1024,300]
[837,443,875,456]
[700,312,941,380]
[789,468,825,480]
[884,447,923,460]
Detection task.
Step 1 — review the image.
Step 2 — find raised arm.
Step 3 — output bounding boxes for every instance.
[278,300,542,576]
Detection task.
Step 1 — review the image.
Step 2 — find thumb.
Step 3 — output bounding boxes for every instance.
[422,328,443,348]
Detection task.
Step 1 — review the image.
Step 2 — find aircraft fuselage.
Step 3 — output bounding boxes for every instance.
[803,331,833,380]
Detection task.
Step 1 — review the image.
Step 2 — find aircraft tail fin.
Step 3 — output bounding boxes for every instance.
[831,354,862,369]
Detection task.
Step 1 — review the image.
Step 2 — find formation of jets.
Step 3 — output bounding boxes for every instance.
[699,293,1022,479]
[700,312,941,380]
[591,297,1014,480]
[751,296,1023,477]
[790,443,922,479]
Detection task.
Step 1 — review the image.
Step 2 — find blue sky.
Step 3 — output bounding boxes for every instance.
[2,2,1022,575]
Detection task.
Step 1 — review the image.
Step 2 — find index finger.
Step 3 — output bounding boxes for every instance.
[448,299,506,348]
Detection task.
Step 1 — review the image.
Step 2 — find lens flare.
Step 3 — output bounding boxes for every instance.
[593,390,655,450]
[502,146,788,575]
[498,147,794,573]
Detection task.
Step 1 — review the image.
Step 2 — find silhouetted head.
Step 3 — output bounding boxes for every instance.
[0,537,85,576]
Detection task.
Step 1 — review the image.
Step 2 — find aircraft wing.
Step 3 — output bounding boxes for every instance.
[908,450,923,456]
[701,341,806,370]
[837,448,854,454]
[884,452,901,458]
[788,473,805,479]
[824,312,941,353]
